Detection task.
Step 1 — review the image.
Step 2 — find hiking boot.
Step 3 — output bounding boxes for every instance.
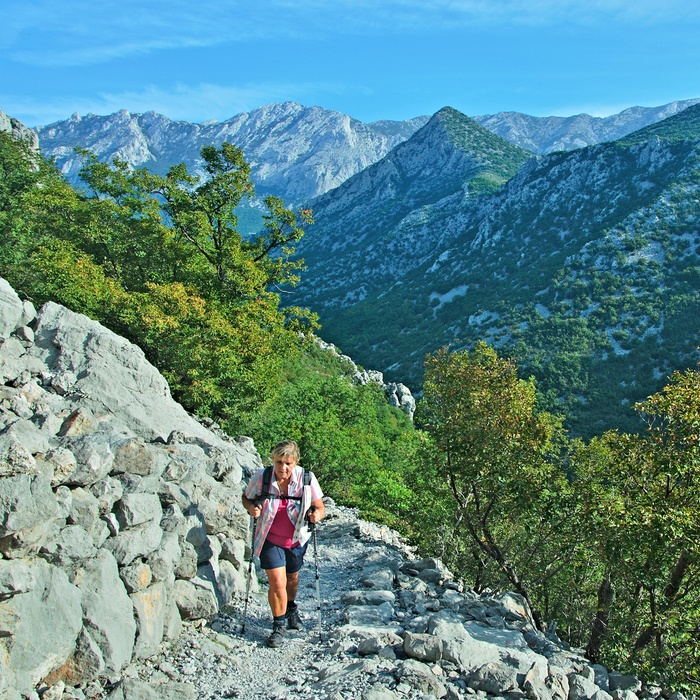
[265,623,286,648]
[286,606,303,630]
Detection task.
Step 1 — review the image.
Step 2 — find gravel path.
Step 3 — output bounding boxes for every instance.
[120,504,413,700]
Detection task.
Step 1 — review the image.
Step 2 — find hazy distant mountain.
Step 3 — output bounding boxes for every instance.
[473,99,700,153]
[34,98,700,213]
[34,102,430,206]
[291,105,700,437]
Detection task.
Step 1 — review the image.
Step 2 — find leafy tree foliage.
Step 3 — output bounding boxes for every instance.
[416,340,700,691]
[242,342,424,530]
[417,342,571,629]
[0,133,316,429]
[570,367,700,689]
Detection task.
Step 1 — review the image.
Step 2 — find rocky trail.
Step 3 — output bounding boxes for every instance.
[98,505,650,700]
[111,506,418,700]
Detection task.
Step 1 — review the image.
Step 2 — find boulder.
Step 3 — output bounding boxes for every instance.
[468,661,520,694]
[568,673,613,700]
[146,531,181,586]
[608,673,642,694]
[342,589,396,606]
[172,578,218,620]
[106,678,196,700]
[429,615,548,676]
[131,582,168,659]
[397,659,447,698]
[524,662,554,700]
[0,473,59,537]
[0,279,23,339]
[73,550,136,673]
[403,632,443,662]
[44,524,99,567]
[120,562,153,593]
[115,493,162,530]
[111,438,165,477]
[0,560,82,695]
[359,567,395,590]
[344,601,395,626]
[31,301,229,445]
[106,521,163,566]
[59,433,115,486]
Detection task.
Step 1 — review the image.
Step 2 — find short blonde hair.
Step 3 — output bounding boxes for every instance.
[270,439,300,463]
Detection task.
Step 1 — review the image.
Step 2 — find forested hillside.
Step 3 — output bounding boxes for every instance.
[293,105,700,437]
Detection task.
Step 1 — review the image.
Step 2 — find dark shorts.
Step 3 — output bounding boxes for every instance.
[259,540,308,573]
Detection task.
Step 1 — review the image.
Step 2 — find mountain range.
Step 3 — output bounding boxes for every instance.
[292,104,700,437]
[31,98,700,436]
[34,98,700,209]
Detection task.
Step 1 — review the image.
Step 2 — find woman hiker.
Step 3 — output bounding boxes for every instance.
[241,439,325,647]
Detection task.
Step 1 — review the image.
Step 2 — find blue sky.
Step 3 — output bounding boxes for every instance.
[3,0,700,127]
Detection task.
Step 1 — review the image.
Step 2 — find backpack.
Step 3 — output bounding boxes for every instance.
[257,465,312,503]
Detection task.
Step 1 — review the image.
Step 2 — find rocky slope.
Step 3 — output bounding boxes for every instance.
[33,103,429,206]
[113,503,659,700]
[292,107,532,310]
[290,105,700,436]
[0,277,260,697]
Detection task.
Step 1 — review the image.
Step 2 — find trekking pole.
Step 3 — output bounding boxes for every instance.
[241,515,257,634]
[308,507,322,641]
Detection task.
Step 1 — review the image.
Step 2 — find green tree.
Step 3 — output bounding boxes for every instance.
[0,134,317,429]
[417,342,571,629]
[573,366,700,688]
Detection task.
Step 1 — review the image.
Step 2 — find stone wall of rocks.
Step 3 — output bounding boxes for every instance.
[0,278,262,697]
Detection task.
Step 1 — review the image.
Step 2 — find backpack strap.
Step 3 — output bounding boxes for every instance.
[256,466,309,503]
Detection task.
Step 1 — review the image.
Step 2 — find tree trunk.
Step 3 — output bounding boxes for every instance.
[631,551,692,655]
[586,572,614,663]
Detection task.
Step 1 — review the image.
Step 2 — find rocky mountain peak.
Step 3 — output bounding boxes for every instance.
[34,104,429,211]
[0,109,39,151]
[291,106,533,312]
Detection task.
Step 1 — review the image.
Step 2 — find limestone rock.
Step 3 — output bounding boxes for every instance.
[0,560,82,695]
[0,279,24,340]
[468,661,520,694]
[0,473,59,538]
[397,659,448,698]
[31,301,232,445]
[172,578,218,620]
[74,550,137,673]
[106,678,196,700]
[131,582,167,659]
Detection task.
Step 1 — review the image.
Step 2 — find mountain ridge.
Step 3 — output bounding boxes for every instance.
[294,104,700,436]
[33,98,700,221]
[35,102,430,206]
[291,106,533,310]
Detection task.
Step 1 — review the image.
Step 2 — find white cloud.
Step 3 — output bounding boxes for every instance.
[2,80,349,127]
[5,0,700,67]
